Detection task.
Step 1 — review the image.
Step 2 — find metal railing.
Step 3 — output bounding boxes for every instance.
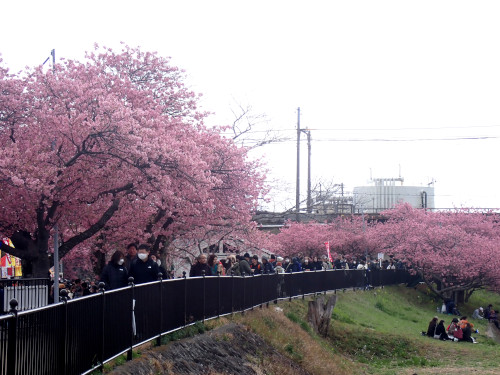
[0,278,50,313]
[0,269,410,375]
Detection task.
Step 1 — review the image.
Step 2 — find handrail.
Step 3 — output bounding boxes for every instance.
[0,269,409,375]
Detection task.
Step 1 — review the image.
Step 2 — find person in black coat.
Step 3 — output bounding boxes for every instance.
[129,245,159,284]
[100,251,129,290]
[290,257,302,273]
[302,257,315,271]
[435,320,451,340]
[124,243,138,272]
[462,323,474,342]
[261,256,274,274]
[426,316,439,337]
[189,254,212,277]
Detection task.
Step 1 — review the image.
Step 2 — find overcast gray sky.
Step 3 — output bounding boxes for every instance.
[2,0,500,210]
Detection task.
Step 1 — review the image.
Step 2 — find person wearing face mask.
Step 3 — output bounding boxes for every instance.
[129,244,160,284]
[100,250,129,290]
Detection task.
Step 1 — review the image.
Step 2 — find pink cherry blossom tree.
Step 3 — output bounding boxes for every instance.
[273,216,375,260]
[0,45,265,277]
[372,203,500,300]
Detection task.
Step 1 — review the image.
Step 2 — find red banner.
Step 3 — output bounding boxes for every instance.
[324,241,332,262]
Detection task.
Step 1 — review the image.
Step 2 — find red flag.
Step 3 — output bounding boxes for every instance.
[324,241,332,262]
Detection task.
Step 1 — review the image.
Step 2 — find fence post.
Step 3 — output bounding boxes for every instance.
[157,273,163,347]
[265,273,269,308]
[127,277,135,361]
[260,274,264,309]
[7,298,18,375]
[302,271,305,300]
[324,268,327,295]
[241,272,245,315]
[58,289,69,375]
[274,269,279,304]
[202,270,206,323]
[99,282,106,370]
[231,270,234,316]
[182,272,187,327]
[313,267,317,296]
[289,271,293,302]
[251,273,255,310]
[217,271,221,318]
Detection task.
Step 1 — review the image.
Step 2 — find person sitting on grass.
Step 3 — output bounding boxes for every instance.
[459,316,473,331]
[484,304,493,320]
[447,317,459,339]
[462,322,476,343]
[426,316,439,337]
[435,320,451,340]
[472,307,484,320]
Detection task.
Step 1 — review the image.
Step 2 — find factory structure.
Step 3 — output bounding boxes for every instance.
[352,177,434,213]
[310,177,435,215]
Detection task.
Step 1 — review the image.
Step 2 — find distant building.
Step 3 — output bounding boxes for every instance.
[353,177,434,213]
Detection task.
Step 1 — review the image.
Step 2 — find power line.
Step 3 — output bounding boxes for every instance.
[241,135,498,145]
[223,124,500,134]
[313,136,498,142]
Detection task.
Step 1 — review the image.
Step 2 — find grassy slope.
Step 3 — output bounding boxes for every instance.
[240,285,500,375]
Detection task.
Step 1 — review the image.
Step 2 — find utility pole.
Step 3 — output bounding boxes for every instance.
[296,107,313,217]
[296,107,301,221]
[306,129,312,213]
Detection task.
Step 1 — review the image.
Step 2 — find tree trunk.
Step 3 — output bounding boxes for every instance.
[93,249,106,279]
[455,290,465,304]
[9,230,51,278]
[307,294,337,337]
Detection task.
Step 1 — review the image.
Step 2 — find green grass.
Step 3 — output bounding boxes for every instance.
[160,321,207,345]
[286,311,312,333]
[276,285,499,374]
[98,285,500,375]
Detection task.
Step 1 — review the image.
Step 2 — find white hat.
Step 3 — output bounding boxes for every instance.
[479,307,483,311]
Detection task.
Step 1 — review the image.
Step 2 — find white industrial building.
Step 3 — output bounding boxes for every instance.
[353,177,434,213]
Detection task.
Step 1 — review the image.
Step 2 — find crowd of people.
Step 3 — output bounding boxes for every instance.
[42,245,500,342]
[49,243,168,299]
[99,243,170,289]
[482,304,500,329]
[188,252,404,278]
[424,315,478,343]
[49,245,405,298]
[423,303,500,343]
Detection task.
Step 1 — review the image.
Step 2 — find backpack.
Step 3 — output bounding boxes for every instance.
[453,327,463,339]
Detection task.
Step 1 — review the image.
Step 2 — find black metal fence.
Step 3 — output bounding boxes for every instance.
[0,279,50,314]
[0,269,410,375]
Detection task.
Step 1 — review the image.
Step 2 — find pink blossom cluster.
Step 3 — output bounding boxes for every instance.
[269,204,500,296]
[0,46,266,277]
